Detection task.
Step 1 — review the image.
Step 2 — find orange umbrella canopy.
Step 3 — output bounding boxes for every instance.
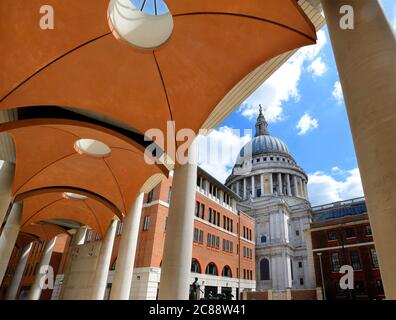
[0,0,317,231]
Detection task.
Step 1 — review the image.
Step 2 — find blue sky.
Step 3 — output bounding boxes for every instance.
[198,1,396,206]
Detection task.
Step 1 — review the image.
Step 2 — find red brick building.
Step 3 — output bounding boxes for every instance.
[309,197,384,300]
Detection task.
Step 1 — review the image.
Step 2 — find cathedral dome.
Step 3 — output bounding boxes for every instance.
[236,105,292,165]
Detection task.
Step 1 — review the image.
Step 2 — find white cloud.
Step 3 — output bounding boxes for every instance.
[296,112,319,135]
[239,30,327,122]
[308,57,328,77]
[332,81,344,105]
[308,168,364,206]
[197,126,252,183]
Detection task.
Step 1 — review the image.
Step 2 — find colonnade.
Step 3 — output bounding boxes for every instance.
[232,172,308,200]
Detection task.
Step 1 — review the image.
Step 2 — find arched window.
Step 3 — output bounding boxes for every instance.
[191,258,201,273]
[261,235,267,243]
[221,266,232,278]
[260,258,270,280]
[205,262,218,276]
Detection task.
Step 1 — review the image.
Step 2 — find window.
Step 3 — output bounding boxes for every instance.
[345,228,356,238]
[86,230,93,242]
[199,230,204,244]
[300,278,304,286]
[298,261,303,268]
[95,234,100,241]
[260,258,270,280]
[354,281,366,296]
[295,230,300,236]
[221,266,232,278]
[205,263,218,276]
[200,203,205,219]
[193,228,199,243]
[365,225,372,236]
[370,249,379,268]
[164,217,168,232]
[195,201,200,217]
[143,216,150,231]
[207,233,211,247]
[331,253,341,272]
[191,259,201,273]
[328,231,337,241]
[261,235,267,243]
[217,212,220,227]
[117,222,123,236]
[350,251,361,270]
[168,187,172,203]
[147,189,154,203]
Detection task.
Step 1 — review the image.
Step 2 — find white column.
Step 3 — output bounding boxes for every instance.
[293,175,298,197]
[243,178,247,199]
[110,192,144,300]
[58,226,87,300]
[303,229,316,289]
[5,242,33,300]
[90,219,117,300]
[159,142,197,300]
[260,174,264,197]
[0,162,15,225]
[236,180,240,196]
[277,173,283,195]
[0,202,22,284]
[251,175,255,198]
[286,174,291,196]
[28,237,57,300]
[269,174,273,195]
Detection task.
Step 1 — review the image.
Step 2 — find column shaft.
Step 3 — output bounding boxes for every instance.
[0,162,15,225]
[278,173,283,195]
[269,174,273,195]
[5,242,33,300]
[159,143,197,300]
[0,202,22,283]
[28,237,57,300]
[243,178,247,199]
[251,175,255,198]
[260,174,264,196]
[286,174,292,196]
[293,175,298,197]
[322,0,396,298]
[90,219,117,300]
[110,192,144,300]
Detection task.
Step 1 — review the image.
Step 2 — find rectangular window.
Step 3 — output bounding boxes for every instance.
[331,253,341,272]
[168,187,172,203]
[143,216,150,231]
[195,201,200,217]
[350,251,361,270]
[86,230,93,242]
[295,230,300,236]
[300,278,304,286]
[223,216,226,229]
[193,228,199,243]
[230,220,233,233]
[328,231,337,241]
[345,228,357,238]
[215,236,220,249]
[370,249,379,268]
[230,242,233,253]
[147,190,154,203]
[365,225,372,236]
[298,261,303,268]
[207,233,211,247]
[200,204,205,219]
[199,230,204,244]
[208,208,212,223]
[217,212,220,227]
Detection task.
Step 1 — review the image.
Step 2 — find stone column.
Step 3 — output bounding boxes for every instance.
[90,219,117,300]
[110,192,144,300]
[269,174,273,195]
[159,142,197,300]
[303,229,316,289]
[236,180,240,196]
[260,174,264,197]
[286,174,292,196]
[251,175,255,198]
[292,175,298,197]
[58,226,87,299]
[5,242,33,300]
[243,178,247,199]
[277,173,283,195]
[28,237,57,300]
[0,202,22,284]
[322,0,396,298]
[0,162,15,225]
